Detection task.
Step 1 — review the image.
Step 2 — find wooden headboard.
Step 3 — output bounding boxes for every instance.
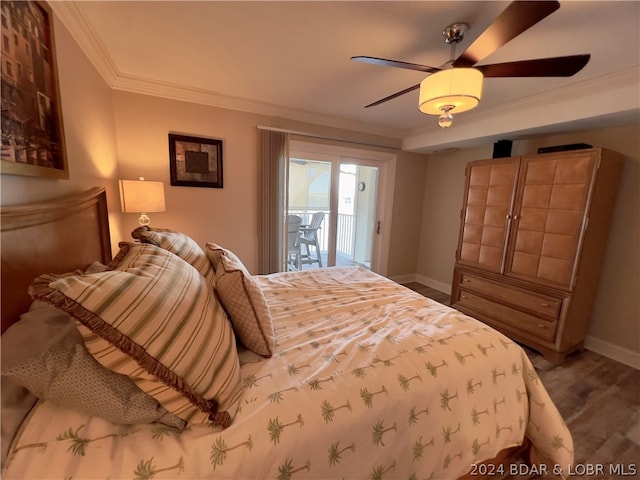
[1,187,112,333]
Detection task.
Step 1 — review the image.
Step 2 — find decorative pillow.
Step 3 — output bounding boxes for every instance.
[1,302,184,430]
[132,226,214,282]
[205,242,244,273]
[215,252,275,357]
[29,242,243,427]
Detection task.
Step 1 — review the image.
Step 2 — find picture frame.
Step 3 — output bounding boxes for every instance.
[168,133,223,188]
[0,1,68,179]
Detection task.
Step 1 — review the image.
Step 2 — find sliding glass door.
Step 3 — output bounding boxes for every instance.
[285,140,394,274]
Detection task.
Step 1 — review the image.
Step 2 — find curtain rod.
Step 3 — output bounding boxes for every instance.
[256,125,402,151]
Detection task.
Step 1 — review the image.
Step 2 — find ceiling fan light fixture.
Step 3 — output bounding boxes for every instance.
[418,68,483,119]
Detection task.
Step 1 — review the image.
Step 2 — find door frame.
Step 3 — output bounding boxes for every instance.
[289,139,396,275]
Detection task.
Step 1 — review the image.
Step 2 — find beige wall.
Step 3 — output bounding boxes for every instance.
[112,91,427,274]
[0,15,122,249]
[418,123,640,355]
[387,151,428,277]
[113,92,263,270]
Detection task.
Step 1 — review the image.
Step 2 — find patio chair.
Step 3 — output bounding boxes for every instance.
[300,212,324,267]
[287,215,302,270]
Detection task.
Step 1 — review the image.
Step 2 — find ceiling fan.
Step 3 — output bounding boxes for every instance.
[352,0,590,128]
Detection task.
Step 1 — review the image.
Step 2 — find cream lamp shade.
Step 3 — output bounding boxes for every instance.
[418,68,483,128]
[119,177,165,226]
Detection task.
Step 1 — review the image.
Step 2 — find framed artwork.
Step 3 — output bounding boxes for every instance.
[0,1,68,179]
[168,133,223,188]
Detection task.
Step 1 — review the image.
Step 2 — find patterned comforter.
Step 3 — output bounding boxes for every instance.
[2,267,573,479]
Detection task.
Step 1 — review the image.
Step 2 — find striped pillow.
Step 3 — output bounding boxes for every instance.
[29,242,242,427]
[215,252,275,357]
[132,227,213,283]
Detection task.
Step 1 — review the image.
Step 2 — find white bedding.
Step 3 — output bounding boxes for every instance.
[2,266,573,479]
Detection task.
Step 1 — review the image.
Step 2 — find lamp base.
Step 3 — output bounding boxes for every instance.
[138,213,151,226]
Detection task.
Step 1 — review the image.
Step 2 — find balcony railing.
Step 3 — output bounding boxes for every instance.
[289,210,354,257]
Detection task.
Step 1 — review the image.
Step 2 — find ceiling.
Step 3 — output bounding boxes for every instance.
[52,1,640,153]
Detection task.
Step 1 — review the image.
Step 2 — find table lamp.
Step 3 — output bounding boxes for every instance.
[119,177,165,226]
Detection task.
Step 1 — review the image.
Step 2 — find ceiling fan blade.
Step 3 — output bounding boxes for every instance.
[352,56,440,73]
[364,84,420,108]
[477,54,590,78]
[453,0,560,68]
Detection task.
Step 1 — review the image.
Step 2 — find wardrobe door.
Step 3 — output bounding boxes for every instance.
[456,157,520,273]
[505,150,597,289]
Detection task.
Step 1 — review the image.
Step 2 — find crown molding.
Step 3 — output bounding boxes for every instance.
[50,2,404,140]
[49,2,119,87]
[112,72,404,139]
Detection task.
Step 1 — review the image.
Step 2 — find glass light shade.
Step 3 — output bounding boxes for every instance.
[438,110,453,129]
[418,68,483,115]
[119,178,166,225]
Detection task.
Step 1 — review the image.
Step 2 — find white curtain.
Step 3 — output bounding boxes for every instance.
[258,129,289,274]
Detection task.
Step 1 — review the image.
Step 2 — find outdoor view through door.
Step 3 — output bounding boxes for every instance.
[287,157,379,272]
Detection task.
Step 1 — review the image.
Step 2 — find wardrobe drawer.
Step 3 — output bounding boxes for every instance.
[459,273,561,320]
[456,289,558,343]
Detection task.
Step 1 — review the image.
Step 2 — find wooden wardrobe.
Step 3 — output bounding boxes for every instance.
[450,148,623,364]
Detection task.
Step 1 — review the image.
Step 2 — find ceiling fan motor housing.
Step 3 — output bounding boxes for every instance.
[442,23,468,44]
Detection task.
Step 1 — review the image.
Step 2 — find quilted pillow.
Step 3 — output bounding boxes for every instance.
[205,242,243,273]
[132,226,213,282]
[29,242,242,427]
[1,302,184,430]
[215,252,275,357]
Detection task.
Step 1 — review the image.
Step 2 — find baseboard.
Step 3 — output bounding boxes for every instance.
[389,273,417,285]
[584,336,640,370]
[388,273,452,295]
[414,274,452,295]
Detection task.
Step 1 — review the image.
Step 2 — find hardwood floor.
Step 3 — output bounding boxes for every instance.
[403,282,640,479]
[403,282,452,306]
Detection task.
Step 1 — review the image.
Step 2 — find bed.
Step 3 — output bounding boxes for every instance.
[1,187,573,479]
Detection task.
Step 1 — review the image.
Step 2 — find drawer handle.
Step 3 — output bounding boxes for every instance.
[463,278,470,283]
[461,295,468,299]
[540,302,550,307]
[537,323,546,329]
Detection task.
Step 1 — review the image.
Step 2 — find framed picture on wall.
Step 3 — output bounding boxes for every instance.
[0,1,68,179]
[168,133,223,188]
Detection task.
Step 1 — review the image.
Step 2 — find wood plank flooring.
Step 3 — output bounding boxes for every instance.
[403,281,640,479]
